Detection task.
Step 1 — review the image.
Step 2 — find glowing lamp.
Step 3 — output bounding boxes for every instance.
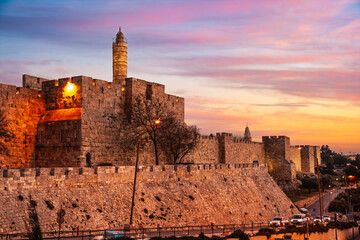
[63,82,77,97]
[121,86,125,91]
[176,97,179,102]
[347,175,355,181]
[37,93,41,98]
[65,82,75,92]
[154,119,161,125]
[108,83,111,89]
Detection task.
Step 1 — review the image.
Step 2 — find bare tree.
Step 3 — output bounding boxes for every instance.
[121,97,198,165]
[0,109,14,155]
[158,118,199,164]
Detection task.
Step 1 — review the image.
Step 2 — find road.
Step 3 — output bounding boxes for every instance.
[40,225,266,239]
[307,188,344,218]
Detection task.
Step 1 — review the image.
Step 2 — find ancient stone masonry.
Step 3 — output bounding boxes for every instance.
[298,145,320,174]
[289,146,302,172]
[113,28,128,84]
[0,82,45,168]
[262,136,296,182]
[0,164,298,234]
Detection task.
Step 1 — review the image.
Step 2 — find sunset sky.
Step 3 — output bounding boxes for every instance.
[0,0,359,153]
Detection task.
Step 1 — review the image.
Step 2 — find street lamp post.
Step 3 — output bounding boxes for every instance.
[315,157,323,221]
[129,136,141,225]
[129,119,161,225]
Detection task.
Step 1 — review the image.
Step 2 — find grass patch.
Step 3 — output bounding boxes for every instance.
[285,188,319,203]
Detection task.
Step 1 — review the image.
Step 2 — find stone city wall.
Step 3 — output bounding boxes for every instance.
[22,74,49,91]
[80,77,126,167]
[125,78,184,122]
[290,146,302,172]
[221,133,265,164]
[183,136,219,164]
[300,145,316,173]
[0,163,297,234]
[0,83,45,168]
[262,136,296,182]
[183,134,265,165]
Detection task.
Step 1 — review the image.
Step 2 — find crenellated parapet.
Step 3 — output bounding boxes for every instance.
[0,163,267,188]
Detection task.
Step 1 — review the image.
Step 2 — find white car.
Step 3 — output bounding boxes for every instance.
[323,215,331,222]
[314,216,322,223]
[290,214,308,224]
[270,217,289,226]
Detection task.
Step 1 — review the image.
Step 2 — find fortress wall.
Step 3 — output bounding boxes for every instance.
[35,76,84,167]
[300,145,315,173]
[262,136,295,181]
[224,138,265,164]
[290,146,302,172]
[22,74,49,90]
[183,136,220,164]
[313,146,321,165]
[35,119,82,167]
[125,78,184,121]
[0,83,45,168]
[80,77,126,167]
[42,76,83,110]
[0,164,297,234]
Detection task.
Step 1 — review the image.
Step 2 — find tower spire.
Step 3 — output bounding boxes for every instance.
[113,28,128,84]
[244,125,252,141]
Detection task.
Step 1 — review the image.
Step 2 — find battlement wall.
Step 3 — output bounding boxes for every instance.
[0,83,45,169]
[22,74,49,90]
[262,135,295,181]
[184,134,265,165]
[290,146,302,172]
[0,163,298,234]
[262,136,289,141]
[0,163,267,185]
[183,136,220,164]
[125,77,184,121]
[299,145,316,173]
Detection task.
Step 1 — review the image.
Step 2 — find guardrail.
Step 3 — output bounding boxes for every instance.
[0,222,273,239]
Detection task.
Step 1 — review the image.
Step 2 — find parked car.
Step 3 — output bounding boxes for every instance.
[270,217,289,227]
[94,230,124,239]
[290,214,308,224]
[323,215,331,222]
[314,216,322,223]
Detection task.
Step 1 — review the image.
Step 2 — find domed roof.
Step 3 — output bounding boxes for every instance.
[244,126,252,141]
[115,27,125,43]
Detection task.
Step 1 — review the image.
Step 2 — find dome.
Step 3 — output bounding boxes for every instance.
[115,28,125,43]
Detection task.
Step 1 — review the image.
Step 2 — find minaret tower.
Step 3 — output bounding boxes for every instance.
[113,27,128,84]
[244,125,252,141]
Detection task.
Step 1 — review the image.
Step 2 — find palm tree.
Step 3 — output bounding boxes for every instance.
[0,109,14,155]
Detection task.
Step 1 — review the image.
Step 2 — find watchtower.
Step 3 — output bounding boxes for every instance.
[112,28,128,84]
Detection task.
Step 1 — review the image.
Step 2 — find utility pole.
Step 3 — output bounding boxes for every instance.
[129,137,141,225]
[315,157,323,221]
